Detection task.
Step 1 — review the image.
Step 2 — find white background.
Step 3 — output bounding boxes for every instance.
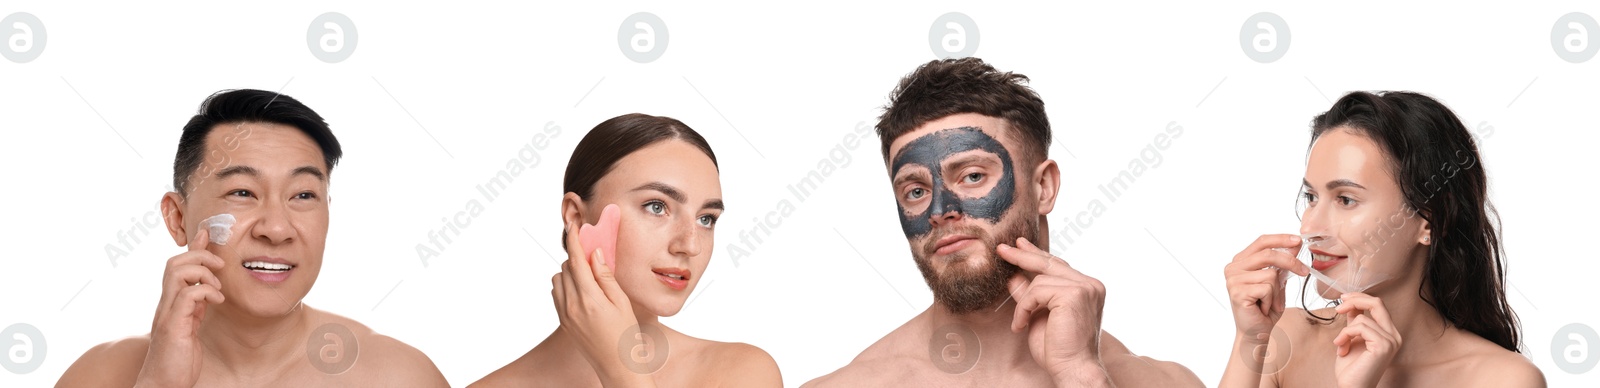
[2,1,1597,387]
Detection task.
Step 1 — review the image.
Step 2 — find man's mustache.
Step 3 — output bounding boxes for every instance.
[919,224,993,257]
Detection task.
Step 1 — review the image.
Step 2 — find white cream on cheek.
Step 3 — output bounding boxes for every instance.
[200,213,236,245]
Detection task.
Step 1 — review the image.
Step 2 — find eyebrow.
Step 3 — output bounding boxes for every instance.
[293,166,328,182]
[632,181,723,211]
[632,182,687,203]
[216,165,258,180]
[215,165,326,182]
[1303,178,1366,191]
[893,170,929,187]
[942,154,996,170]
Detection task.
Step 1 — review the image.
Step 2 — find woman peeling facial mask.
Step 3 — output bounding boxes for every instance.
[200,213,236,245]
[1273,234,1392,295]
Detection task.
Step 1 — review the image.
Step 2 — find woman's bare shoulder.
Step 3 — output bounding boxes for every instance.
[1451,334,1545,387]
[679,334,783,387]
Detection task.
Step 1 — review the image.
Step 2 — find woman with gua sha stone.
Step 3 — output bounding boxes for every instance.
[1219,91,1543,387]
[471,113,781,387]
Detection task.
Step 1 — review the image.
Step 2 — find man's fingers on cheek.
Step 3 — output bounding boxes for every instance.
[1013,296,1039,331]
[996,244,1024,263]
[174,286,212,307]
[202,272,222,291]
[1006,274,1030,296]
[1012,306,1031,332]
[204,287,225,304]
[166,253,204,272]
[999,244,1050,270]
[202,254,226,270]
[1019,237,1044,252]
[169,267,206,287]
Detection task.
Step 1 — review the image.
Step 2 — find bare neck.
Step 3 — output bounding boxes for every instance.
[1362,269,1456,367]
[922,298,1039,375]
[197,302,311,378]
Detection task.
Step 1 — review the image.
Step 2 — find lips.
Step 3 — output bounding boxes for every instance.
[653,267,690,291]
[932,234,978,256]
[1309,249,1346,272]
[242,256,296,283]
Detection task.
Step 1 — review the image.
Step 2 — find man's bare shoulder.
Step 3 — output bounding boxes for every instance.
[803,317,928,388]
[308,308,448,387]
[1098,330,1204,387]
[803,351,922,388]
[56,335,151,387]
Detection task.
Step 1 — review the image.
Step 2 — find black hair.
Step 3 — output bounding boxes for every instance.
[173,89,342,195]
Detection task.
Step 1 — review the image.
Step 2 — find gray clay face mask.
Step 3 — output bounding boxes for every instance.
[891,126,1016,239]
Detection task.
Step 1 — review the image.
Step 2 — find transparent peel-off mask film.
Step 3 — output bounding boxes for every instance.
[200,214,236,245]
[1291,179,1393,299]
[1271,233,1392,297]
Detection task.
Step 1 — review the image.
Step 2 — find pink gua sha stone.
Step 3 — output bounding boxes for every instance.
[577,204,621,269]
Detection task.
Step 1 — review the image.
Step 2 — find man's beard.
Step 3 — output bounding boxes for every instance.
[911,214,1038,314]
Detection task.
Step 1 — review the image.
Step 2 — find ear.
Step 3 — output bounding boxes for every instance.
[160,191,190,247]
[560,192,589,249]
[1418,217,1432,246]
[1031,158,1061,215]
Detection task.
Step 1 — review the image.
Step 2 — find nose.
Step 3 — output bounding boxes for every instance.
[668,217,703,258]
[251,200,296,246]
[1299,199,1330,238]
[927,188,963,228]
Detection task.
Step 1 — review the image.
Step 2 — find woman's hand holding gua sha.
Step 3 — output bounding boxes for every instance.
[578,204,621,269]
[553,205,655,387]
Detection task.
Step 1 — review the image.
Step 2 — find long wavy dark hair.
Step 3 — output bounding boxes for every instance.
[1299,91,1520,352]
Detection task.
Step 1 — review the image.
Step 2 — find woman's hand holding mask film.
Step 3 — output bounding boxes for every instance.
[1332,293,1401,388]
[1225,235,1311,346]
